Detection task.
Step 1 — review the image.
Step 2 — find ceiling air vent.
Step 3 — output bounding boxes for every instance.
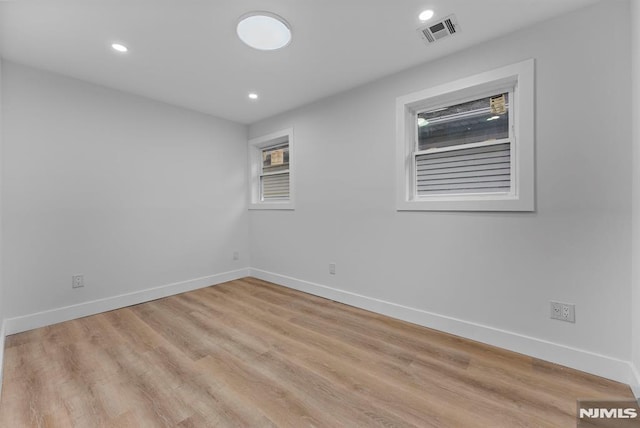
[418,14,460,45]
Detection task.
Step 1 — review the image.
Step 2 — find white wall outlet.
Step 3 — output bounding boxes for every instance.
[550,301,575,323]
[233,251,239,261]
[550,301,562,319]
[329,263,336,275]
[72,275,84,289]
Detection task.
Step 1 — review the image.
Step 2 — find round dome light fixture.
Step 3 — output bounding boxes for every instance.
[237,12,292,51]
[111,43,129,53]
[419,9,434,22]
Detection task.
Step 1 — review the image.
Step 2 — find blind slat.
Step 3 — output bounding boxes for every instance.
[416,149,510,166]
[417,168,511,180]
[418,186,511,195]
[263,187,290,193]
[418,180,511,191]
[261,176,290,184]
[417,162,511,176]
[417,157,509,172]
[418,174,510,185]
[417,142,510,160]
[263,182,290,189]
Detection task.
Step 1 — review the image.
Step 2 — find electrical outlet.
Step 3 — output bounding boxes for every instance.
[561,303,575,322]
[550,301,575,323]
[550,301,562,319]
[233,251,239,261]
[329,263,336,275]
[72,275,84,289]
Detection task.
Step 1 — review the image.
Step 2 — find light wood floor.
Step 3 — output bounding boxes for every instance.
[0,278,635,427]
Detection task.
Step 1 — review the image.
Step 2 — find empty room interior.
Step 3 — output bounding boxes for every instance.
[0,0,640,426]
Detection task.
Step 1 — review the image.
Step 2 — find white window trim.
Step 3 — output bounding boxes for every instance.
[396,59,535,212]
[248,128,295,210]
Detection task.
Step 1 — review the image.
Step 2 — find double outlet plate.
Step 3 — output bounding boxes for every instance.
[550,301,575,323]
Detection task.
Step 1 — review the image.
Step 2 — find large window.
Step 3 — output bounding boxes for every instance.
[396,59,535,211]
[249,128,294,210]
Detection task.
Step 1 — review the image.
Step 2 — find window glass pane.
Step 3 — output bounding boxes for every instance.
[417,93,509,151]
[260,142,290,201]
[262,144,289,174]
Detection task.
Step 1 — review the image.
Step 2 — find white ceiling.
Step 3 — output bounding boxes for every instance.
[0,0,597,124]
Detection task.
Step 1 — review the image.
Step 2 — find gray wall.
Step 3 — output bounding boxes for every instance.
[1,61,249,318]
[0,58,4,384]
[631,0,640,397]
[249,1,632,361]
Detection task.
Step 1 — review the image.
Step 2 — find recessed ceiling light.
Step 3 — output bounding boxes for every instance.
[419,10,435,22]
[237,12,292,51]
[248,93,259,100]
[111,43,128,53]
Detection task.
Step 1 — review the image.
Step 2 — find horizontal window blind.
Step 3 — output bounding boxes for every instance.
[261,172,290,200]
[416,142,511,195]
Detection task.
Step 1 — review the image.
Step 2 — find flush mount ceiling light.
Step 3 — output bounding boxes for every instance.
[111,43,128,53]
[419,9,435,22]
[237,12,292,51]
[248,92,259,100]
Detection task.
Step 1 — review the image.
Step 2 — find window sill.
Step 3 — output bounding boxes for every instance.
[249,202,295,211]
[396,195,533,212]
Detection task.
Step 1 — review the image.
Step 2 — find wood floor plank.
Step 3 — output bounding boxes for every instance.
[206,284,560,418]
[173,299,421,427]
[0,277,636,427]
[232,278,632,400]
[198,282,552,427]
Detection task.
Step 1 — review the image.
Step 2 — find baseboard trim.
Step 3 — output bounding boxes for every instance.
[5,268,250,335]
[250,268,636,387]
[631,364,640,399]
[0,319,5,399]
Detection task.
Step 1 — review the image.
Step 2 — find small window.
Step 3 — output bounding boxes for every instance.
[260,143,290,201]
[249,128,294,210]
[396,59,534,212]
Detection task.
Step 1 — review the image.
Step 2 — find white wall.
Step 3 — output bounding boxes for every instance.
[631,0,640,398]
[0,57,5,393]
[249,0,633,374]
[1,61,249,323]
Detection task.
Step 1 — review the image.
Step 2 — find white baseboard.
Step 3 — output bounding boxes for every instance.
[4,268,250,335]
[0,319,5,399]
[250,268,637,388]
[631,364,640,399]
